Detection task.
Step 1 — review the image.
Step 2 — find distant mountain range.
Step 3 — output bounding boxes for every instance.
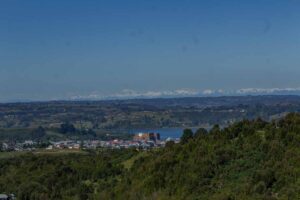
[68,87,300,101]
[2,87,300,103]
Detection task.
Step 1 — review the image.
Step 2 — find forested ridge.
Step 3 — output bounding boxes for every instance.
[1,113,300,199]
[2,95,300,132]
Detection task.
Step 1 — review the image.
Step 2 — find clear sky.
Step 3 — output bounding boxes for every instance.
[1,0,300,101]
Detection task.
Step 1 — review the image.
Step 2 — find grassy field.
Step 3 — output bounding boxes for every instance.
[0,149,86,159]
[33,149,87,155]
[0,151,27,159]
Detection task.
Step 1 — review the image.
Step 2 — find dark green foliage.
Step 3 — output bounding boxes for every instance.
[194,127,208,138]
[165,141,175,148]
[0,150,137,200]
[59,122,76,134]
[180,128,194,144]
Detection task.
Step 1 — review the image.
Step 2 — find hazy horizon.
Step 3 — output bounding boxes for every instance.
[2,93,300,104]
[1,0,300,101]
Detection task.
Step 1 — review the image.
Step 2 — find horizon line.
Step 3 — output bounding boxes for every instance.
[1,94,300,104]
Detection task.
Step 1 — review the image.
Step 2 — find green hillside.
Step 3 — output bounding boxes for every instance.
[111,113,300,200]
[1,113,300,200]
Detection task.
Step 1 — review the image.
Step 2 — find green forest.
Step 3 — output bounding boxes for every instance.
[1,113,300,200]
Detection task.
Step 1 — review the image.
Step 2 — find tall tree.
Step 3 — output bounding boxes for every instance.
[181,129,193,144]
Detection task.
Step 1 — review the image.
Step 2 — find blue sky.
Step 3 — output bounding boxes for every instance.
[1,0,300,101]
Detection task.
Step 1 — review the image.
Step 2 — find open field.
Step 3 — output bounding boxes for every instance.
[0,149,86,159]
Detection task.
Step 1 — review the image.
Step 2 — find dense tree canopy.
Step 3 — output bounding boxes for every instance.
[180,128,194,144]
[113,113,300,200]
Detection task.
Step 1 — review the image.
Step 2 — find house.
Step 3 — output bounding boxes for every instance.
[1,143,9,151]
[46,145,53,150]
[133,133,160,142]
[73,144,80,149]
[23,140,34,146]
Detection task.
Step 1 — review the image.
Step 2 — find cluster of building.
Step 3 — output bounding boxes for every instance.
[0,133,180,152]
[0,140,37,152]
[47,133,179,150]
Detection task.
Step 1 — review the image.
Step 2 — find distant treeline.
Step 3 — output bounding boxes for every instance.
[0,122,131,142]
[1,96,300,133]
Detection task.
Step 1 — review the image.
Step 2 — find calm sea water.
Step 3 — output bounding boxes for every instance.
[127,128,199,139]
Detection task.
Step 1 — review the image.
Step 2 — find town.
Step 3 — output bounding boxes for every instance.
[0,132,180,152]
